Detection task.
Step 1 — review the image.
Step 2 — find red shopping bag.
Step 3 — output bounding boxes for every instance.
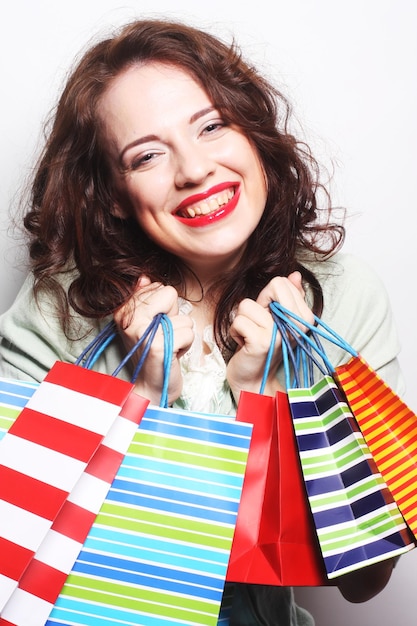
[274,390,328,584]
[226,389,327,585]
[0,314,178,625]
[226,392,276,584]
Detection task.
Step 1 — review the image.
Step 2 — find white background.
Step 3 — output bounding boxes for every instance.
[1,1,416,623]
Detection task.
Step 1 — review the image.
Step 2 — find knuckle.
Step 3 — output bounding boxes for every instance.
[270,276,284,290]
[163,285,179,298]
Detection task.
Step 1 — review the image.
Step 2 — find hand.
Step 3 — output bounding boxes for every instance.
[114,277,194,405]
[335,558,398,603]
[226,272,314,401]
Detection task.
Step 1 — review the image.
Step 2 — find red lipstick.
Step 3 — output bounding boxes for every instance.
[174,183,240,228]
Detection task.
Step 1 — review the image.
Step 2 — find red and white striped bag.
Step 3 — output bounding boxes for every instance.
[0,360,149,618]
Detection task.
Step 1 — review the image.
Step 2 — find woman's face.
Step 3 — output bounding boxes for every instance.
[100,62,267,279]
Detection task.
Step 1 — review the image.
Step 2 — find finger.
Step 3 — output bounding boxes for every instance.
[256,276,298,309]
[171,317,195,358]
[133,281,164,305]
[115,284,180,330]
[140,313,194,354]
[136,274,153,290]
[235,298,275,329]
[256,276,313,324]
[135,284,179,317]
[230,299,276,352]
[113,276,160,325]
[230,312,275,353]
[287,271,304,294]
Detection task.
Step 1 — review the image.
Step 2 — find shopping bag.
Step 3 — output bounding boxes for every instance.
[226,389,327,585]
[7,312,252,626]
[336,356,417,536]
[0,315,166,622]
[274,390,328,584]
[226,391,277,583]
[271,301,417,540]
[0,362,138,611]
[270,304,415,579]
[0,381,148,626]
[45,403,252,626]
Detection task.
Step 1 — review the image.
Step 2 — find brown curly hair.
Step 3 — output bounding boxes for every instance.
[23,18,344,350]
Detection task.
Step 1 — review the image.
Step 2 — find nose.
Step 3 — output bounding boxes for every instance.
[173,142,215,188]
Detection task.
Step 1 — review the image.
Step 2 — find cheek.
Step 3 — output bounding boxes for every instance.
[248,160,268,208]
[132,199,167,239]
[229,136,266,187]
[252,154,268,204]
[118,181,153,223]
[259,173,268,205]
[125,169,172,216]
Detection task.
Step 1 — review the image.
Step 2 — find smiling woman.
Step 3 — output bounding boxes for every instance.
[102,63,267,274]
[0,16,406,626]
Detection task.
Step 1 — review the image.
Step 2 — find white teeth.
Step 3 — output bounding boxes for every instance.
[208,198,219,211]
[181,188,235,218]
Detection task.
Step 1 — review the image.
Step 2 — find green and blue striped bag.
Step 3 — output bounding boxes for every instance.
[46,403,252,626]
[270,303,415,579]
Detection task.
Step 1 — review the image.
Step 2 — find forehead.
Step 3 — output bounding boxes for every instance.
[98,63,219,162]
[98,62,214,149]
[102,62,210,114]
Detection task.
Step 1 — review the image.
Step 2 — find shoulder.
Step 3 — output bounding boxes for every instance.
[1,271,93,342]
[305,252,391,325]
[303,252,403,391]
[306,252,388,303]
[0,272,112,381]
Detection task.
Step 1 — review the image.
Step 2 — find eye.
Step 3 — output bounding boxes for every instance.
[129,151,160,171]
[201,120,228,136]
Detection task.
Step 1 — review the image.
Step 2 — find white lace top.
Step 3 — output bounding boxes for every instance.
[173,299,235,416]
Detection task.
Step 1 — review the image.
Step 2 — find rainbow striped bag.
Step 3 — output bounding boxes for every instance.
[0,380,251,626]
[270,303,415,579]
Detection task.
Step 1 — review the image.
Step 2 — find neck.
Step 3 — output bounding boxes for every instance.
[182,250,243,297]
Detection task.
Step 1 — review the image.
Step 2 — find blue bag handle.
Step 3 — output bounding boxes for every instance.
[260,308,311,393]
[76,314,173,408]
[259,304,315,393]
[75,321,118,370]
[270,302,357,358]
[261,301,358,391]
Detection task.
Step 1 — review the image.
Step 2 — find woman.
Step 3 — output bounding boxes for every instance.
[0,18,402,625]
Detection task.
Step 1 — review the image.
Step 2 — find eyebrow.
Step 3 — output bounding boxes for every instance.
[118,106,217,164]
